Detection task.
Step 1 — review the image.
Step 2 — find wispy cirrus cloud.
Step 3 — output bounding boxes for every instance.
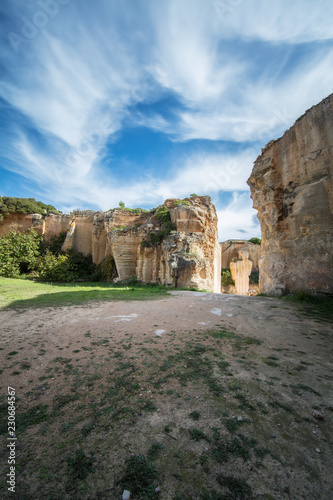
[0,0,332,240]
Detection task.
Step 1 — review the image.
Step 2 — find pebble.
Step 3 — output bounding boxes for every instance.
[155,486,160,493]
[237,417,243,422]
[313,410,324,419]
[316,448,321,453]
[271,434,276,438]
[122,490,131,500]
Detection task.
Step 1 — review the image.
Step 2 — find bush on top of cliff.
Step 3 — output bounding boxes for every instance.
[155,206,171,225]
[174,199,191,207]
[248,237,261,245]
[141,206,176,247]
[105,204,149,215]
[0,196,61,220]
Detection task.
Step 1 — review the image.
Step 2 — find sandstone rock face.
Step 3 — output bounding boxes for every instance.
[0,212,71,240]
[248,94,333,295]
[113,197,221,293]
[42,214,71,241]
[0,197,221,292]
[0,212,42,237]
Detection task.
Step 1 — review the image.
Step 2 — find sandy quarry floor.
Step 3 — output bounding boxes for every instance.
[0,292,332,499]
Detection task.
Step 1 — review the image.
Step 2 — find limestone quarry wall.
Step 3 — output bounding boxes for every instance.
[220,240,261,269]
[111,197,221,293]
[0,212,71,240]
[248,93,333,295]
[0,197,221,292]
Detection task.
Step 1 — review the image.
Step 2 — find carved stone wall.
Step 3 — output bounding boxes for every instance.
[230,250,253,295]
[248,93,333,295]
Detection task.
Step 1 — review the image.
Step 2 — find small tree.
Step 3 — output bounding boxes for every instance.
[0,230,42,277]
[119,201,125,208]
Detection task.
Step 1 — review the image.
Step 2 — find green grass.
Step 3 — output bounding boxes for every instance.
[189,428,210,441]
[216,474,253,499]
[65,449,95,491]
[117,455,159,498]
[0,277,168,309]
[281,292,333,321]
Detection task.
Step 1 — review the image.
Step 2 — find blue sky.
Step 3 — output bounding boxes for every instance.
[0,0,332,240]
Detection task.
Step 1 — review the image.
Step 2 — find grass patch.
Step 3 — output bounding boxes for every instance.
[209,328,262,350]
[0,277,168,309]
[211,432,257,463]
[189,410,200,421]
[65,450,95,491]
[17,404,49,432]
[281,292,333,321]
[189,428,210,441]
[216,474,253,499]
[268,400,293,412]
[118,455,159,499]
[263,359,279,367]
[147,442,164,461]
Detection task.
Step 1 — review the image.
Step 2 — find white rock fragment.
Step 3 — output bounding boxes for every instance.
[122,490,131,500]
[313,410,324,419]
[210,308,222,317]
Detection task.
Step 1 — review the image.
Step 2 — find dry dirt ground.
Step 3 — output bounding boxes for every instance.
[0,291,332,499]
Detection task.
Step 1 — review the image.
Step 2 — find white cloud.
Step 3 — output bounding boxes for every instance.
[212,0,333,43]
[216,192,261,241]
[1,0,332,239]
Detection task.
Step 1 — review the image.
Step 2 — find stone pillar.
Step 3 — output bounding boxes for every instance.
[230,250,253,295]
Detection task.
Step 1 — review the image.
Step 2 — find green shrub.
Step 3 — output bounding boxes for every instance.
[37,250,75,282]
[36,249,96,282]
[66,249,96,279]
[141,206,176,247]
[174,199,191,207]
[44,232,67,255]
[221,269,235,287]
[0,230,96,282]
[155,206,171,225]
[249,270,259,284]
[0,230,42,277]
[106,206,148,215]
[100,254,117,282]
[248,237,261,245]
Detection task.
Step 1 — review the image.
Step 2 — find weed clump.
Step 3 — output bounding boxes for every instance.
[216,474,253,499]
[147,442,164,461]
[189,428,210,441]
[118,455,159,499]
[65,449,95,491]
[189,410,200,421]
